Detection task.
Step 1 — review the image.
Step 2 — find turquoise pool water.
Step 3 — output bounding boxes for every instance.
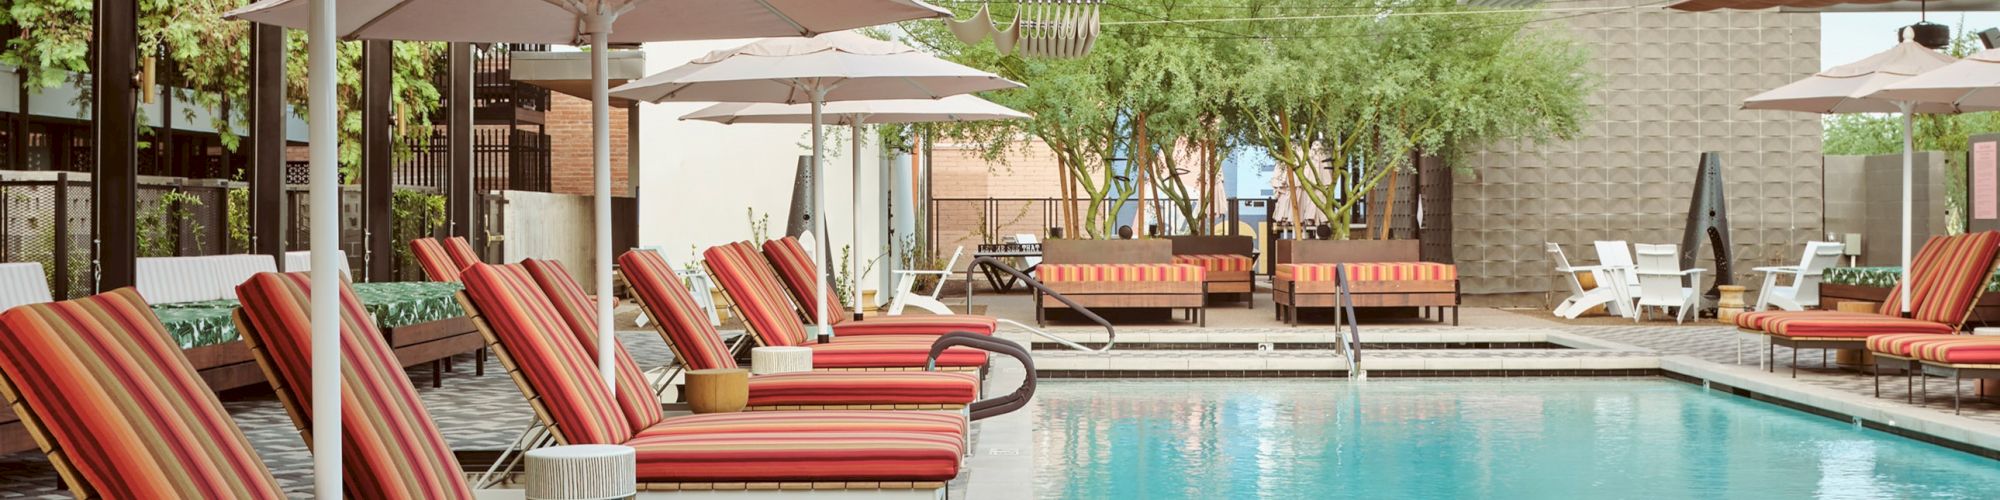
[1035,379,2000,499]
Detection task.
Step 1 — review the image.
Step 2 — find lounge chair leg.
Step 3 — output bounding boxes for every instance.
[476,348,486,376]
[432,360,443,388]
[1920,372,1928,406]
[1791,348,1798,379]
[1909,367,1916,404]
[1873,365,1880,398]
[1955,372,1963,415]
[1452,307,1459,326]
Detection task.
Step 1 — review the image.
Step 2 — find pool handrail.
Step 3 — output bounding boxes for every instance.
[925,331,1036,421]
[962,256,1118,353]
[1335,265,1365,377]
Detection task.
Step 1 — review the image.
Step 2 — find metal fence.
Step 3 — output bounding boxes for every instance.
[925,197,1274,257]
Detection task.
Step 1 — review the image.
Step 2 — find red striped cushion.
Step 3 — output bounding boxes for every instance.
[522,259,665,433]
[1763,312,1957,338]
[762,237,846,324]
[1038,263,1206,283]
[746,371,979,407]
[806,341,988,369]
[646,410,966,439]
[235,273,475,500]
[704,242,809,347]
[411,238,462,282]
[0,288,284,499]
[461,263,634,445]
[1909,231,2000,325]
[442,236,483,271]
[1171,254,1254,272]
[1865,333,1955,357]
[1911,337,2000,364]
[617,250,738,371]
[1278,262,1457,282]
[625,429,962,483]
[832,314,999,337]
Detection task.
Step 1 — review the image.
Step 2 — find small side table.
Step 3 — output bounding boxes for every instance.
[525,444,635,500]
[751,346,813,375]
[1972,327,2000,336]
[684,368,749,414]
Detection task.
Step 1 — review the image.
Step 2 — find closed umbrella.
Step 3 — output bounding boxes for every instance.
[220,1,946,496]
[1745,41,1991,313]
[682,95,1028,319]
[615,32,1022,340]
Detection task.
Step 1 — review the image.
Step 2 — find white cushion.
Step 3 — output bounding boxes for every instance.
[0,262,53,312]
[136,254,279,304]
[284,250,353,280]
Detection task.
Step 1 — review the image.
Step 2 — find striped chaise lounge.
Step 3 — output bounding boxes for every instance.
[0,288,288,499]
[706,242,991,372]
[762,236,999,336]
[1907,337,2000,413]
[443,236,484,270]
[412,237,464,282]
[454,263,973,495]
[238,271,973,497]
[1272,239,1460,326]
[550,255,982,410]
[1167,235,1258,308]
[1738,231,2000,377]
[1035,239,1208,327]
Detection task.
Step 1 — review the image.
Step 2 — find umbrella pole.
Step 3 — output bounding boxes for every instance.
[851,119,865,321]
[588,15,616,392]
[307,0,343,497]
[1900,101,1914,315]
[812,90,833,340]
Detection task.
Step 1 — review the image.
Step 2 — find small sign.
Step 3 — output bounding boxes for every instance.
[1977,142,1998,220]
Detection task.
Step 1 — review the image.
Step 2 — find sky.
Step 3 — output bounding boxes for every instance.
[1822,10,2000,69]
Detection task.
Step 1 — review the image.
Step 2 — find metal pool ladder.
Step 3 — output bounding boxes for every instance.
[1333,265,1366,379]
[962,256,1118,352]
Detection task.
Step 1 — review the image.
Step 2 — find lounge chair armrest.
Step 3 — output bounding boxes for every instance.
[1560,264,1621,273]
[1751,266,1802,274]
[1680,269,1707,276]
[894,269,955,276]
[926,331,1034,421]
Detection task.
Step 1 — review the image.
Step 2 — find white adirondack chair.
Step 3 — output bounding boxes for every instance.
[1015,233,1043,272]
[1633,243,1706,324]
[1752,242,1845,312]
[1547,243,1632,319]
[0,262,53,312]
[888,246,965,316]
[1593,240,1641,318]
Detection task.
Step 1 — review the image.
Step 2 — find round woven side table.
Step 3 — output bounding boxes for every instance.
[685,368,750,413]
[524,444,635,500]
[751,346,813,375]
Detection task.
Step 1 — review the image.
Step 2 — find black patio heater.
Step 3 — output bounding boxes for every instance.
[1680,152,1736,308]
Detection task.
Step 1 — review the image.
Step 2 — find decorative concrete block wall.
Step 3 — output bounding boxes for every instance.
[1455,6,1823,304]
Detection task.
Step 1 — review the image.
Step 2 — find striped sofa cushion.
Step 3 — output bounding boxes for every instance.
[1910,337,2000,364]
[522,259,665,433]
[0,288,284,499]
[762,236,847,324]
[442,236,483,271]
[411,238,462,283]
[1171,254,1254,272]
[833,314,999,337]
[704,242,809,347]
[746,371,979,407]
[1763,312,1957,339]
[1865,333,1955,357]
[1909,231,2000,325]
[1038,263,1206,283]
[1278,262,1457,282]
[618,250,738,371]
[235,273,476,499]
[461,263,634,445]
[625,429,963,482]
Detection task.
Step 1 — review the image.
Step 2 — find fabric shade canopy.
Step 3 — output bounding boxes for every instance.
[1669,0,1912,11]
[226,0,948,43]
[1743,41,1961,114]
[1871,48,2000,109]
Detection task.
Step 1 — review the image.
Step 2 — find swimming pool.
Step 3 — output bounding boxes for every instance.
[1034,379,2000,499]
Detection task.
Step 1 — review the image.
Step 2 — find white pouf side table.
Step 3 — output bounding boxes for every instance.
[525,444,636,500]
[751,346,813,375]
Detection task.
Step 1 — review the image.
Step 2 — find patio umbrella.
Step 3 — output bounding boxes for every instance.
[221,1,946,496]
[682,95,1029,318]
[614,32,1022,340]
[1872,47,2000,109]
[1743,40,1973,314]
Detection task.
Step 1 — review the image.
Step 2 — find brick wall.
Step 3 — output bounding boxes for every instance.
[928,141,1066,248]
[547,92,631,196]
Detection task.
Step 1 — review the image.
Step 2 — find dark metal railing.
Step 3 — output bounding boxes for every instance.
[1332,265,1365,375]
[961,256,1116,352]
[924,332,1035,421]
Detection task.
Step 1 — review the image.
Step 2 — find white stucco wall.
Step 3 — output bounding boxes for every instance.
[635,39,888,298]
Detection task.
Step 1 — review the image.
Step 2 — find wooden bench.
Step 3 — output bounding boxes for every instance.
[1272,240,1460,325]
[1036,239,1207,326]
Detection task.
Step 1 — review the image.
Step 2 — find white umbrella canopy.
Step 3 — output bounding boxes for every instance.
[682,95,1028,318]
[1872,47,2000,109]
[617,32,1022,338]
[1746,40,1975,314]
[220,1,948,497]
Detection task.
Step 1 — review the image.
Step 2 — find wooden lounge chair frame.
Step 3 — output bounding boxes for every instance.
[0,351,96,498]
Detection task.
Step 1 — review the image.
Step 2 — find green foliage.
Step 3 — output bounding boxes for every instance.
[905,0,1592,239]
[1,0,445,177]
[226,187,250,251]
[390,189,446,278]
[136,190,204,257]
[747,207,771,242]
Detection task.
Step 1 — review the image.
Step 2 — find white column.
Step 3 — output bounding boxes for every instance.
[810,89,833,340]
[849,119,865,320]
[586,12,617,393]
[1899,102,1914,314]
[306,0,343,497]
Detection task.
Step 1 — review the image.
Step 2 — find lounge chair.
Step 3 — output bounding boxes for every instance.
[412,238,463,282]
[1592,240,1641,318]
[443,236,483,270]
[0,288,288,498]
[1632,243,1704,323]
[1546,242,1631,319]
[762,236,999,336]
[1865,333,1961,402]
[1908,337,2000,414]
[561,255,984,410]
[887,245,964,316]
[705,242,991,371]
[1736,231,2000,377]
[242,270,980,496]
[1752,241,1844,311]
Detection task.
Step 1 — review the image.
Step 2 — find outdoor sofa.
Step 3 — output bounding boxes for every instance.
[1272,239,1460,326]
[1033,239,1208,326]
[1165,235,1258,307]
